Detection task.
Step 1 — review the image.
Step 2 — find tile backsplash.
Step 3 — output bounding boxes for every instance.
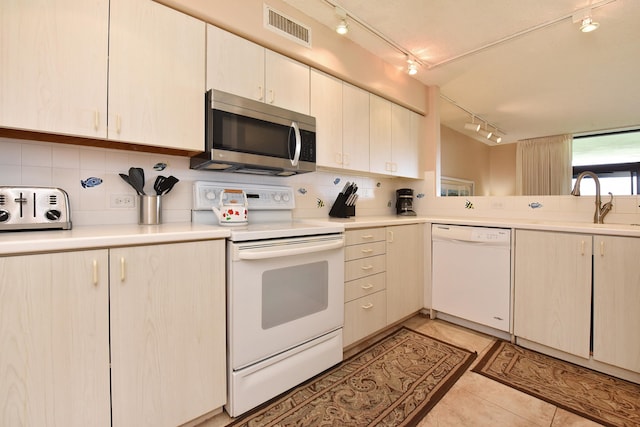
[0,137,404,226]
[3,137,639,227]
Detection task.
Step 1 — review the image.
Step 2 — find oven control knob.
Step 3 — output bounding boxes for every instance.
[46,209,62,221]
[205,190,216,201]
[273,193,281,202]
[0,210,9,223]
[282,194,290,202]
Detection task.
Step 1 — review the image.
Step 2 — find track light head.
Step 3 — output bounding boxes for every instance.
[478,128,493,139]
[406,59,418,75]
[335,6,348,35]
[464,122,481,132]
[336,19,348,34]
[580,17,599,32]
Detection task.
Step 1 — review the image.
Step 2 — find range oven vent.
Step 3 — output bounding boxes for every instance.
[0,194,5,206]
[264,4,311,48]
[48,194,57,205]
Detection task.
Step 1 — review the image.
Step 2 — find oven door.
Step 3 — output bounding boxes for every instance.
[227,234,344,370]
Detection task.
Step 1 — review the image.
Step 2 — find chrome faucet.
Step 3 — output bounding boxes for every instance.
[570,171,614,224]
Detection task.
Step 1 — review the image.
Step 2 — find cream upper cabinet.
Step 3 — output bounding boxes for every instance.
[0,250,111,427]
[514,230,592,359]
[311,70,343,168]
[342,83,370,173]
[0,0,109,137]
[207,24,310,114]
[386,224,424,324]
[593,235,640,373]
[108,0,205,151]
[369,94,393,175]
[109,240,226,427]
[206,24,265,101]
[369,95,420,178]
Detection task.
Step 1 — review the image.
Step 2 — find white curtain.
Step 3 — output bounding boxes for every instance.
[516,134,573,195]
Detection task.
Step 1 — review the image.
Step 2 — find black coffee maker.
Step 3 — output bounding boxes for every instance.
[395,188,416,216]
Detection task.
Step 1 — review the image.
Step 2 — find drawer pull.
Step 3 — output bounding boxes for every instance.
[361,234,374,240]
[360,248,373,254]
[361,265,373,271]
[361,303,374,309]
[361,283,374,290]
[92,259,98,285]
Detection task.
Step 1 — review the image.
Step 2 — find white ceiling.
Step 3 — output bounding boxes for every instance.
[281,0,640,145]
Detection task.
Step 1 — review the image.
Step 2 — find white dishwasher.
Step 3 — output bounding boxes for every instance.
[431,224,511,333]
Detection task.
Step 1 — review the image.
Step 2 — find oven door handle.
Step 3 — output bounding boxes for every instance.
[236,239,344,260]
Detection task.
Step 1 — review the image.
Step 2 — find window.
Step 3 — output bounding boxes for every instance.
[572,130,640,195]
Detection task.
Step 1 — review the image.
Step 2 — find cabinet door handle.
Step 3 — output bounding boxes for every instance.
[116,114,122,134]
[92,259,98,285]
[361,265,373,271]
[335,153,343,165]
[361,283,374,290]
[120,257,126,282]
[580,240,585,255]
[258,86,264,101]
[342,153,350,166]
[268,89,275,104]
[361,303,374,309]
[387,230,394,243]
[94,111,100,131]
[600,240,605,256]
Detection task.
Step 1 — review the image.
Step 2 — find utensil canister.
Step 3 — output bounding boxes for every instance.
[139,195,162,225]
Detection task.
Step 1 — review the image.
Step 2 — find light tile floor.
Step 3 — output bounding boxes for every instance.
[196,314,604,427]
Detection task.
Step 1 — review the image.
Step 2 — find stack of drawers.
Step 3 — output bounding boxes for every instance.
[343,227,387,347]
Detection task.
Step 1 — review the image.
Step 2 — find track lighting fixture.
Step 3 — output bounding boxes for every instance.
[580,16,599,32]
[573,9,600,33]
[464,116,481,132]
[335,6,348,35]
[491,134,503,143]
[406,58,418,75]
[478,124,493,139]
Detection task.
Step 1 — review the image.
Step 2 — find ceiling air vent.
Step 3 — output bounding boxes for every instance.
[264,4,311,48]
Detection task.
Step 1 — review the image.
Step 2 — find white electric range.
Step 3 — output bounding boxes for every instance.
[192,181,345,417]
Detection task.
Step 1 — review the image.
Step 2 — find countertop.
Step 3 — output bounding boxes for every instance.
[3,215,640,256]
[0,222,230,256]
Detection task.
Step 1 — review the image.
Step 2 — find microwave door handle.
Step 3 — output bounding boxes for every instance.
[289,121,301,166]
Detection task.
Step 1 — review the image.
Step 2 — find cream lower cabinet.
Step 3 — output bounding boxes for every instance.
[110,240,226,427]
[593,235,640,373]
[514,230,592,359]
[0,250,111,427]
[343,228,387,347]
[386,224,424,324]
[0,239,226,427]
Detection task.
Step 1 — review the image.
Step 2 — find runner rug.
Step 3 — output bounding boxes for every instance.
[229,327,476,427]
[472,340,640,427]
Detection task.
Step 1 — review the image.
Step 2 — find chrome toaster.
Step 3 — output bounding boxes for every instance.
[0,186,72,231]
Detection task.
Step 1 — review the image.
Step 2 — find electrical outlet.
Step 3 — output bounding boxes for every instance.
[110,194,136,208]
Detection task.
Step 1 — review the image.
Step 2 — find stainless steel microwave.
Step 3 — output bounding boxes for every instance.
[190,89,316,176]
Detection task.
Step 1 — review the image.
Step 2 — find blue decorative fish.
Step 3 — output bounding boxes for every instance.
[416,193,425,199]
[529,202,543,209]
[153,162,167,171]
[333,178,341,185]
[298,188,307,194]
[81,177,102,188]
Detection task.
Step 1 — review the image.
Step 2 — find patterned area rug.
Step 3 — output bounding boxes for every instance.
[472,340,640,427]
[229,327,476,427]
